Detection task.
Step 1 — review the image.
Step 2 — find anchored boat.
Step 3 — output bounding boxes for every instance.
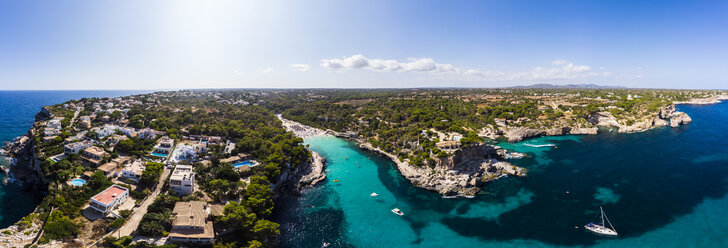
[391,208,404,216]
[585,206,618,236]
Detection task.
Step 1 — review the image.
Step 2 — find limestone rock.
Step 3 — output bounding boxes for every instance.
[503,127,544,142]
[569,127,598,135]
[670,112,692,127]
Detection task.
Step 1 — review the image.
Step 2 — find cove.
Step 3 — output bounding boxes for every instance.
[273,102,728,247]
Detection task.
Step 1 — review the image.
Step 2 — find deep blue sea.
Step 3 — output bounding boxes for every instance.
[274,102,728,247]
[0,90,150,228]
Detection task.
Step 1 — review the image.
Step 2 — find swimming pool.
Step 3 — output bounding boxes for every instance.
[233,160,257,168]
[151,152,168,157]
[71,179,86,186]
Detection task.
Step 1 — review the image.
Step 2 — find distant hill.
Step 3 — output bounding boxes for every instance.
[511,83,626,89]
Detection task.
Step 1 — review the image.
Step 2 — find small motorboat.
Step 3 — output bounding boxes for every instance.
[391,208,404,216]
[322,242,330,247]
[585,206,618,236]
[370,192,378,197]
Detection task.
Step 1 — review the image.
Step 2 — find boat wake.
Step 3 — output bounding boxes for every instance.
[523,143,556,147]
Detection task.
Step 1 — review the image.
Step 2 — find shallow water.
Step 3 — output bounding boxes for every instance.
[274,102,728,248]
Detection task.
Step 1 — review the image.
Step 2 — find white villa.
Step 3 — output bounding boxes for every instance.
[64,140,93,154]
[170,165,195,196]
[139,128,157,139]
[89,185,129,214]
[153,136,174,156]
[121,160,145,182]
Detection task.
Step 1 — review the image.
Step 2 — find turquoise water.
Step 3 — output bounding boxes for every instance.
[274,102,728,247]
[0,90,150,228]
[233,160,256,168]
[151,152,168,157]
[70,179,86,186]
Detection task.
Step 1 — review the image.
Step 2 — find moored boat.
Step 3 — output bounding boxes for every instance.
[585,206,618,236]
[391,208,404,216]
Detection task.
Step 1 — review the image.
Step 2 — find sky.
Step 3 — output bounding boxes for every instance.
[0,0,726,90]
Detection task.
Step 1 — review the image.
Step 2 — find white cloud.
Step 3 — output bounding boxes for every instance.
[321,54,612,82]
[290,64,311,72]
[321,54,458,73]
[261,67,275,74]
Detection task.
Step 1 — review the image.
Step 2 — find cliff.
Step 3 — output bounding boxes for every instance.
[500,103,694,141]
[359,142,525,198]
[5,128,48,189]
[275,151,327,196]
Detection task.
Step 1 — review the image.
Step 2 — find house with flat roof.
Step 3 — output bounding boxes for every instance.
[436,140,461,150]
[121,160,145,182]
[152,136,174,157]
[89,185,129,214]
[168,201,215,245]
[82,146,108,166]
[98,156,130,177]
[64,140,93,154]
[139,128,157,139]
[170,165,195,196]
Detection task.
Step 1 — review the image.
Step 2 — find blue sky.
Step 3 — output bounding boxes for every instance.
[1,0,726,90]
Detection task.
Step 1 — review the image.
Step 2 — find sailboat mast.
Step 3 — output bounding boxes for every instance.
[600,206,605,226]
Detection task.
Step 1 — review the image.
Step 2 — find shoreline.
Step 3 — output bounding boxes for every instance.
[278,115,525,198]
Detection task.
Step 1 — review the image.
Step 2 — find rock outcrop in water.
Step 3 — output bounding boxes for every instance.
[359,142,525,198]
[275,151,327,195]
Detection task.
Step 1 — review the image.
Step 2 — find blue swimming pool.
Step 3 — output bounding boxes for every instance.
[71,179,86,186]
[151,152,168,157]
[233,160,257,168]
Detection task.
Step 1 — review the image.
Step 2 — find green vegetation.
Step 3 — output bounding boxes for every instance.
[18,88,724,247]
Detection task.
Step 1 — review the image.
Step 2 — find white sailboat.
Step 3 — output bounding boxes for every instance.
[584,206,618,236]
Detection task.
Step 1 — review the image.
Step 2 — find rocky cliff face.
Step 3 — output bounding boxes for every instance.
[360,142,525,197]
[503,127,544,142]
[5,128,48,189]
[275,151,327,196]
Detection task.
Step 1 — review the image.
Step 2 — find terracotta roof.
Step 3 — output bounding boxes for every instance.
[92,185,128,206]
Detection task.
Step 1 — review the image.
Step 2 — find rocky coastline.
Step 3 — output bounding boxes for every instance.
[3,126,49,190]
[275,151,327,196]
[494,103,701,142]
[357,141,525,198]
[277,115,328,195]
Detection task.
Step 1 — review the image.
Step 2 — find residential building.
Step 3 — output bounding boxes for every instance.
[170,165,195,196]
[139,128,157,139]
[98,156,130,177]
[47,118,62,130]
[153,136,174,156]
[436,140,461,150]
[79,116,92,129]
[121,160,145,182]
[168,201,215,245]
[89,185,129,214]
[82,146,108,166]
[64,140,93,154]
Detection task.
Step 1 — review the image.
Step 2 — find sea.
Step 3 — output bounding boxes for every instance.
[273,102,728,248]
[0,90,150,228]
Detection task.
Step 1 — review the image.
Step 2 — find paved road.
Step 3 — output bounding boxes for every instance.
[114,167,171,237]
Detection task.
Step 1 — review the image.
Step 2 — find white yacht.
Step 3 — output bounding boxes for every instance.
[585,206,618,236]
